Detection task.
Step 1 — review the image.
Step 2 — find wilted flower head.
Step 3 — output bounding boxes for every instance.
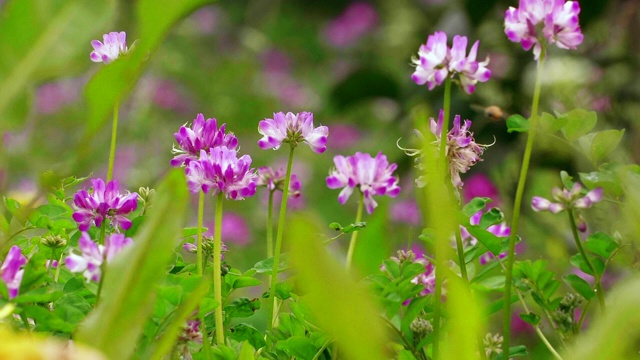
[171,113,238,167]
[65,232,132,282]
[90,31,129,64]
[532,182,602,214]
[72,178,138,232]
[256,166,302,198]
[1,246,27,299]
[504,0,583,60]
[258,112,328,154]
[185,146,257,200]
[326,152,401,214]
[411,32,491,94]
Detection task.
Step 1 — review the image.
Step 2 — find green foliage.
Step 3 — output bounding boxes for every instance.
[562,274,595,300]
[513,260,562,311]
[558,109,597,142]
[75,169,188,360]
[506,114,530,133]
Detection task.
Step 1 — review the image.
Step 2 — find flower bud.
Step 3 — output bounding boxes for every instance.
[410,318,433,336]
[41,234,67,249]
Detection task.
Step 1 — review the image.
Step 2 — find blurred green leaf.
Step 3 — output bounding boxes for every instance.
[441,277,484,360]
[538,112,566,133]
[506,114,530,133]
[570,254,604,277]
[224,297,260,319]
[75,169,188,360]
[563,274,595,300]
[471,275,505,292]
[237,341,255,360]
[559,109,597,142]
[560,171,575,190]
[519,312,541,326]
[288,214,388,360]
[228,324,266,350]
[590,129,625,164]
[253,254,290,274]
[494,345,528,359]
[276,336,318,359]
[585,232,618,259]
[0,0,115,129]
[13,286,62,304]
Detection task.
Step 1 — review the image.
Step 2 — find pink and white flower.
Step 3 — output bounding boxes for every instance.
[65,232,132,282]
[532,183,603,214]
[171,113,238,167]
[326,152,401,214]
[258,112,328,154]
[0,246,27,299]
[90,31,129,64]
[72,178,138,232]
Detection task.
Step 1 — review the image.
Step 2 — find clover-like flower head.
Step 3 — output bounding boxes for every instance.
[171,113,238,167]
[72,178,138,231]
[531,183,603,214]
[258,111,328,154]
[90,31,129,64]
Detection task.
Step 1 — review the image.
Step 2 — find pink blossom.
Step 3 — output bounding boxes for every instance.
[72,178,138,231]
[171,113,238,167]
[90,31,128,64]
[323,2,378,48]
[65,232,132,282]
[531,183,603,214]
[1,246,27,299]
[258,112,328,154]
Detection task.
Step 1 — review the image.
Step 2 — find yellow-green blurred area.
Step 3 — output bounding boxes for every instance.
[1,0,640,357]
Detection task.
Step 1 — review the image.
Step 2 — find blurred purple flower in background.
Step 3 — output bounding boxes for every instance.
[90,31,129,64]
[326,151,400,214]
[532,183,603,214]
[1,246,27,299]
[257,166,302,198]
[258,111,328,154]
[185,147,257,200]
[205,212,251,246]
[463,173,502,206]
[65,232,132,282]
[260,49,319,109]
[171,113,238,167]
[322,2,378,48]
[325,124,361,150]
[36,78,82,114]
[72,178,139,231]
[390,199,421,226]
[412,32,490,94]
[505,0,583,60]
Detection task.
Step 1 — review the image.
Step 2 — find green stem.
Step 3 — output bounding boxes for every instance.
[503,47,546,356]
[454,230,468,282]
[345,191,364,270]
[106,100,119,182]
[432,76,452,360]
[197,191,205,275]
[53,251,63,283]
[267,145,296,331]
[96,222,108,303]
[213,193,225,345]
[267,190,275,259]
[567,210,605,310]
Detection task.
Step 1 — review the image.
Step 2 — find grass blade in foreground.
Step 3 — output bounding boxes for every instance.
[288,214,388,360]
[75,169,188,360]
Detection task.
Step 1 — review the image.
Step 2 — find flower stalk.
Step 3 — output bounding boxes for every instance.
[503,46,546,355]
[267,145,296,330]
[345,191,364,270]
[213,192,225,345]
[197,191,205,275]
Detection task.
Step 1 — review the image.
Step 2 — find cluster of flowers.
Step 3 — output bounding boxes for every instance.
[411,31,491,94]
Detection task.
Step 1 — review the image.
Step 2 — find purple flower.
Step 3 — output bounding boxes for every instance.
[258,112,328,154]
[390,200,421,226]
[322,2,378,48]
[326,152,401,214]
[463,173,502,206]
[90,31,129,64]
[504,0,583,60]
[185,146,257,200]
[1,246,27,299]
[256,166,302,198]
[65,232,132,282]
[72,178,138,231]
[412,32,491,94]
[531,183,603,214]
[171,113,238,167]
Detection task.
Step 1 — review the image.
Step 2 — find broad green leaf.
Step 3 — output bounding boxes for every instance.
[462,197,492,217]
[237,341,255,360]
[18,252,48,294]
[253,254,290,274]
[276,336,318,359]
[288,214,388,360]
[579,170,622,198]
[463,226,501,255]
[570,254,605,276]
[224,298,260,319]
[563,274,596,300]
[506,114,530,133]
[559,109,597,142]
[538,112,566,133]
[75,169,188,360]
[228,324,266,350]
[23,305,74,333]
[0,0,115,129]
[519,312,541,326]
[228,275,262,290]
[275,281,294,301]
[590,129,625,164]
[471,275,505,292]
[12,287,62,304]
[479,208,504,229]
[585,232,618,259]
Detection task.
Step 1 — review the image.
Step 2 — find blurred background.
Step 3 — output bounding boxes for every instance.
[1,0,639,350]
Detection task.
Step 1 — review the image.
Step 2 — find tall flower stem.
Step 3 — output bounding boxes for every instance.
[267,145,295,330]
[503,48,546,355]
[439,77,452,161]
[197,191,205,275]
[345,191,364,270]
[213,192,225,345]
[267,190,275,259]
[106,100,120,182]
[567,210,605,310]
[96,222,108,303]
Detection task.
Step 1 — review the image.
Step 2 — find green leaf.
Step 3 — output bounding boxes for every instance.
[494,345,528,359]
[479,208,504,229]
[253,254,290,274]
[23,305,74,333]
[462,197,492,217]
[275,281,294,301]
[507,114,530,133]
[586,232,619,259]
[0,0,115,129]
[228,324,266,350]
[227,275,262,290]
[463,226,501,255]
[519,312,541,326]
[570,254,605,276]
[237,341,255,360]
[288,214,388,360]
[538,112,566,133]
[590,129,625,164]
[18,252,49,294]
[560,171,575,190]
[563,274,596,300]
[224,298,260,319]
[471,275,506,292]
[75,169,188,360]
[12,287,62,304]
[559,109,597,142]
[277,336,318,359]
